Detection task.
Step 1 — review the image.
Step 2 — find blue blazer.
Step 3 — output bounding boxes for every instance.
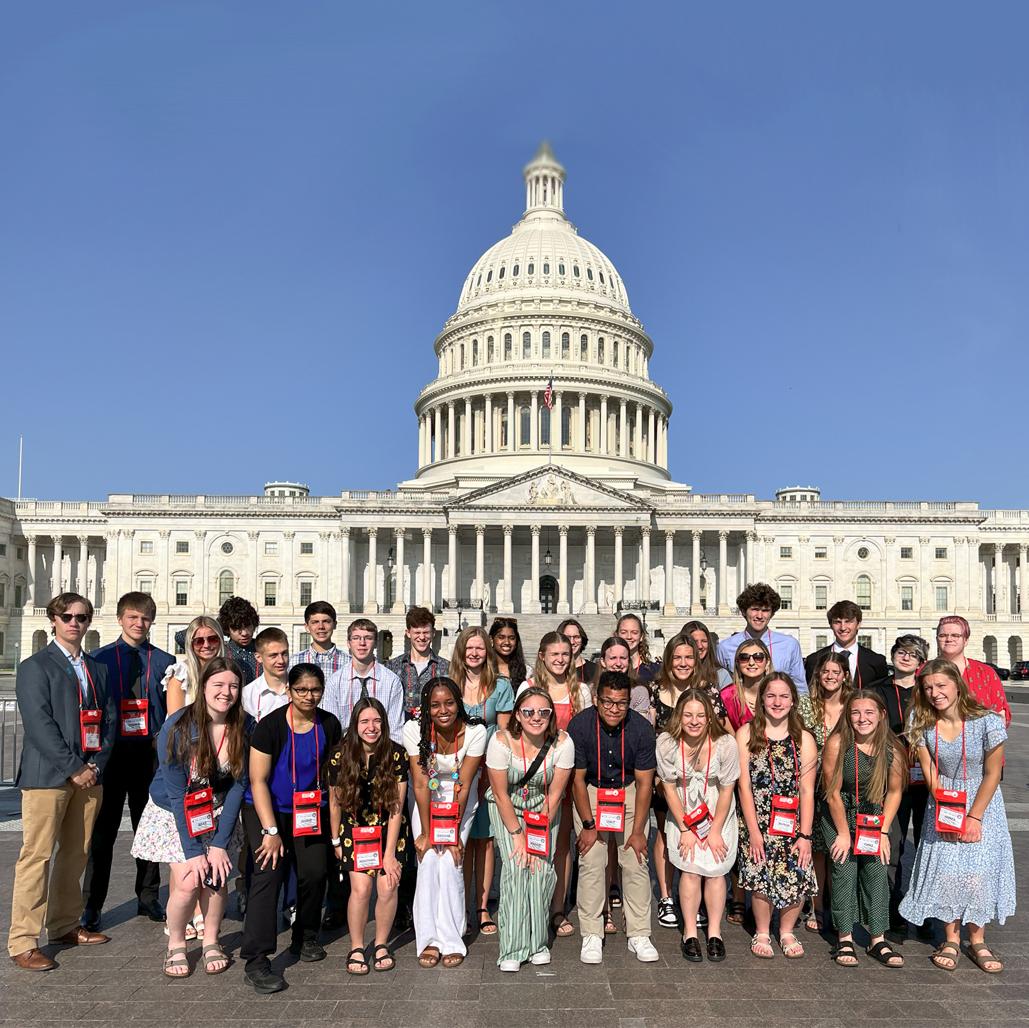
[91,638,174,739]
[15,641,116,787]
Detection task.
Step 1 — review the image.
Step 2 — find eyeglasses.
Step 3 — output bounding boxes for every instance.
[598,698,629,710]
[57,613,90,624]
[193,635,221,647]
[518,707,553,719]
[738,652,767,664]
[291,686,324,697]
[894,649,921,660]
[349,634,375,644]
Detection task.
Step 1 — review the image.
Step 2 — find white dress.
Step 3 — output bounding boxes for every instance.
[161,660,197,705]
[657,732,740,876]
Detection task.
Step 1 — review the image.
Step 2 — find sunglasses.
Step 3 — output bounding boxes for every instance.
[739,652,767,664]
[57,613,90,625]
[518,707,553,719]
[193,635,221,647]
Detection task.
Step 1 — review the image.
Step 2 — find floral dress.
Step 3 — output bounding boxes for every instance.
[737,737,818,909]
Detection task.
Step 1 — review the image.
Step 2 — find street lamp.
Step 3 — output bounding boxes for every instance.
[543,528,553,568]
[385,546,395,610]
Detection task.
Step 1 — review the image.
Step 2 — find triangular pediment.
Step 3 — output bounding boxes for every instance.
[448,466,652,512]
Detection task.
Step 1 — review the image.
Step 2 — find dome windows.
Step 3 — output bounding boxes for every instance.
[542,261,550,276]
[476,273,481,286]
[542,331,551,358]
[504,333,512,360]
[487,335,494,362]
[558,262,566,276]
[472,339,479,366]
[598,336,605,363]
[522,331,531,359]
[486,269,493,283]
[580,334,588,361]
[573,265,580,278]
[586,267,594,281]
[527,262,534,276]
[613,340,620,367]
[599,270,605,284]
[512,264,519,277]
[561,332,570,359]
[498,266,505,280]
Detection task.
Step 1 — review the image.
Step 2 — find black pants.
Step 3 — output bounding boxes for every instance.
[83,739,160,910]
[889,784,929,928]
[239,804,328,970]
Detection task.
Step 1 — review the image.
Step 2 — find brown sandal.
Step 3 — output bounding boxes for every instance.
[418,946,441,968]
[202,944,230,975]
[966,942,1003,974]
[550,912,575,937]
[163,946,191,978]
[441,952,464,968]
[931,941,960,971]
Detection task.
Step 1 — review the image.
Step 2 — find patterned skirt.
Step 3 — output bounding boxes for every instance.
[131,797,243,867]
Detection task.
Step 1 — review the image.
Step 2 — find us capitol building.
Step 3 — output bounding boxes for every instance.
[1,144,1027,667]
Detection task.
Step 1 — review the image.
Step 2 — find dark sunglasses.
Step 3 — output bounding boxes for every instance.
[738,652,767,663]
[193,635,221,647]
[518,707,553,719]
[57,613,90,624]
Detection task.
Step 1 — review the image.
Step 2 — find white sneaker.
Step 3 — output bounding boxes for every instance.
[627,935,659,962]
[499,959,521,972]
[529,947,551,965]
[580,934,603,964]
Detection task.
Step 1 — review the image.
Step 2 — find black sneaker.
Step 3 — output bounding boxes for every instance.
[289,939,327,962]
[245,965,286,994]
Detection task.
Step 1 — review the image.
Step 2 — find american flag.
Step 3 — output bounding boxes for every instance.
[543,376,554,410]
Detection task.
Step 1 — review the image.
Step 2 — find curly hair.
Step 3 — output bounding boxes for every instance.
[416,676,472,774]
[325,698,401,818]
[218,595,259,632]
[735,583,782,616]
[489,617,527,690]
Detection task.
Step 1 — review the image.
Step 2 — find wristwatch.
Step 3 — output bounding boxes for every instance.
[260,826,279,837]
[582,818,597,831]
[796,831,812,841]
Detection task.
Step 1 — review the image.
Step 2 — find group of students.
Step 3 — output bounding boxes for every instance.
[7,582,1015,987]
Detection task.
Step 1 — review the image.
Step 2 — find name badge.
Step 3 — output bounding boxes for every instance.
[934,788,967,835]
[683,800,713,840]
[184,787,215,837]
[80,708,102,752]
[524,810,550,856]
[909,762,925,786]
[120,698,149,738]
[769,794,799,837]
[853,812,883,856]
[352,825,383,870]
[596,788,626,832]
[293,789,322,836]
[429,801,460,846]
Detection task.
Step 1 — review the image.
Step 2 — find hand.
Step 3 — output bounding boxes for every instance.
[206,846,231,889]
[510,831,530,869]
[333,844,343,864]
[577,825,599,856]
[414,832,431,861]
[677,828,697,863]
[68,764,96,789]
[183,853,210,889]
[449,839,465,866]
[959,818,983,844]
[748,832,766,865]
[382,853,403,886]
[255,833,284,870]
[706,829,727,864]
[791,836,812,869]
[830,832,851,864]
[624,830,648,866]
[878,833,893,865]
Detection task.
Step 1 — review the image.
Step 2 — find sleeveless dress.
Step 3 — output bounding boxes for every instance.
[465,676,514,838]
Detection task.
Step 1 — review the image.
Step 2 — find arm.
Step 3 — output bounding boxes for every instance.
[455,752,482,820]
[211,744,249,854]
[715,638,733,672]
[248,747,285,869]
[329,785,343,863]
[546,766,572,821]
[821,734,850,862]
[878,744,906,864]
[487,757,531,869]
[385,676,406,743]
[166,676,187,715]
[382,781,407,883]
[735,725,764,863]
[408,754,432,861]
[962,742,1004,844]
[160,731,207,863]
[787,639,808,694]
[16,659,89,783]
[792,731,817,867]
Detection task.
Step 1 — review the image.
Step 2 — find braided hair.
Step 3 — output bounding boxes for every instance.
[416,676,472,774]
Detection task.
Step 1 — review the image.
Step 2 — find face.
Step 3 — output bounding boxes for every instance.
[831,615,860,647]
[597,688,630,728]
[192,626,222,663]
[921,672,958,713]
[602,642,630,673]
[288,673,324,713]
[118,607,153,644]
[892,647,921,674]
[542,641,571,678]
[562,625,584,657]
[745,605,772,633]
[818,661,845,695]
[849,698,881,737]
[306,613,336,645]
[737,646,768,681]
[204,670,240,715]
[670,644,696,682]
[492,627,517,657]
[680,699,708,739]
[463,634,487,671]
[762,679,794,720]
[429,686,459,729]
[52,601,91,648]
[516,697,553,735]
[356,707,383,747]
[257,641,289,679]
[936,626,967,659]
[349,627,376,663]
[689,630,709,660]
[406,623,434,655]
[229,626,255,646]
[617,619,641,654]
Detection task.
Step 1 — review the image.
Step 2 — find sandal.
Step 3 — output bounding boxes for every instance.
[164,922,198,941]
[966,942,1004,974]
[550,912,575,938]
[931,940,960,971]
[163,946,191,978]
[603,912,617,934]
[779,932,804,958]
[608,884,622,909]
[202,944,230,975]
[418,946,441,968]
[831,940,859,967]
[371,943,395,972]
[750,932,775,959]
[726,900,746,925]
[441,952,464,968]
[192,914,205,936]
[866,940,903,968]
[805,908,823,933]
[346,947,370,976]
[477,907,498,936]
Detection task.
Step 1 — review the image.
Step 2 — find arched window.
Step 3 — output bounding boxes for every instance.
[540,408,551,446]
[522,331,531,359]
[587,267,594,281]
[558,261,566,276]
[542,331,551,358]
[519,405,530,446]
[527,262,534,276]
[598,336,605,363]
[561,332,570,359]
[613,340,620,367]
[855,575,872,611]
[499,409,508,448]
[542,261,550,275]
[504,333,512,361]
[218,570,235,605]
[486,269,493,283]
[573,264,580,278]
[561,406,572,448]
[512,264,519,277]
[599,270,605,284]
[487,335,494,362]
[498,265,505,280]
[471,339,478,366]
[580,334,588,361]
[459,343,465,369]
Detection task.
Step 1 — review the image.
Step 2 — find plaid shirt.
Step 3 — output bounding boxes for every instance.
[225,638,258,685]
[385,652,450,713]
[289,644,350,679]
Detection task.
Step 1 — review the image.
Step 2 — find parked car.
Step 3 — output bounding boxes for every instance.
[1010,661,1029,682]
[985,662,1010,681]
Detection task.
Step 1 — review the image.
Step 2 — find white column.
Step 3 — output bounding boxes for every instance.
[418,415,426,467]
[485,394,493,452]
[1020,543,1029,618]
[503,525,513,612]
[530,526,541,613]
[530,391,539,450]
[553,391,562,450]
[421,528,432,607]
[648,408,657,463]
[690,530,702,614]
[558,526,569,614]
[433,407,442,463]
[464,397,472,455]
[994,543,1006,616]
[640,528,651,607]
[156,531,169,612]
[745,532,755,589]
[717,530,729,615]
[507,392,515,452]
[663,529,675,614]
[474,525,485,605]
[600,396,609,455]
[25,534,37,610]
[193,531,205,610]
[634,402,643,458]
[613,527,624,610]
[320,531,331,601]
[77,535,90,597]
[248,530,260,600]
[658,415,668,469]
[51,535,64,598]
[340,528,352,613]
[619,399,628,457]
[447,526,458,605]
[364,528,377,613]
[884,537,897,615]
[446,402,455,459]
[282,531,295,611]
[970,539,983,613]
[584,527,597,613]
[391,528,405,613]
[578,392,587,451]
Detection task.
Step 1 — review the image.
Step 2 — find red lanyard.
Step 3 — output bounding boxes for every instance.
[767,736,800,793]
[74,659,99,710]
[114,641,152,698]
[680,736,711,803]
[190,723,228,782]
[289,707,320,791]
[933,721,967,784]
[520,736,548,803]
[596,713,626,787]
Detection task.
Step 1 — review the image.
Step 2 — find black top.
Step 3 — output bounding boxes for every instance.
[568,706,656,788]
[871,676,917,736]
[803,644,889,692]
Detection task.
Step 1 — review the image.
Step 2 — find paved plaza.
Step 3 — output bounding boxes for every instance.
[0,713,1026,1028]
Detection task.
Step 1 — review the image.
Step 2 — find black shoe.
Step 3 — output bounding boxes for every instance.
[680,936,703,962]
[245,966,286,994]
[136,899,166,923]
[80,908,101,932]
[321,910,346,931]
[706,936,726,962]
[289,939,327,962]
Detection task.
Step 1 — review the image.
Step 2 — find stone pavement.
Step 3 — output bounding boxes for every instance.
[1,720,1027,1028]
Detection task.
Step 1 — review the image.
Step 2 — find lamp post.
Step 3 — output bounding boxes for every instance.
[385,547,395,611]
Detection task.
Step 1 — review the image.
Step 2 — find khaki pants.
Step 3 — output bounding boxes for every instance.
[573,782,652,938]
[8,784,101,956]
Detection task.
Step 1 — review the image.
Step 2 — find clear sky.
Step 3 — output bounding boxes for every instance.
[2,2,1027,506]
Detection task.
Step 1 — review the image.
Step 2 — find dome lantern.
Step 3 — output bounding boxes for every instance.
[523,141,566,218]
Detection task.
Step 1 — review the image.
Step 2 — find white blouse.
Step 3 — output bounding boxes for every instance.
[485,731,575,772]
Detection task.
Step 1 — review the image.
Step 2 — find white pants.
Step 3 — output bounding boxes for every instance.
[410,777,479,956]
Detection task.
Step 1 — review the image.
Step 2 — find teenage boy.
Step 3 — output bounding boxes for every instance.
[290,601,350,678]
[243,628,292,721]
[81,592,174,931]
[385,605,449,718]
[8,594,115,971]
[218,595,260,684]
[322,619,404,742]
[717,583,808,693]
[568,670,658,965]
[804,599,888,690]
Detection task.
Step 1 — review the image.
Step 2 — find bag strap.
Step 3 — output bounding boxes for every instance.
[513,737,554,790]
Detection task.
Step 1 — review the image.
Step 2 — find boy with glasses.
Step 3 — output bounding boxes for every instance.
[386,606,449,719]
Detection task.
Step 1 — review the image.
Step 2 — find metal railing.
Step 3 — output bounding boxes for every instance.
[1,699,20,786]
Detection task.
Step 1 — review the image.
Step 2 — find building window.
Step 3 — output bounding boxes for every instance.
[580,334,588,360]
[504,333,512,360]
[14,584,23,607]
[900,546,913,559]
[498,266,505,280]
[512,264,519,278]
[814,584,827,610]
[814,634,828,650]
[573,264,580,278]
[0,583,5,607]
[522,331,531,359]
[540,409,551,446]
[856,575,872,611]
[136,577,154,595]
[935,547,948,560]
[901,585,914,611]
[935,585,949,611]
[519,405,530,446]
[219,570,235,604]
[779,546,793,559]
[0,543,6,556]
[542,331,551,358]
[561,332,570,359]
[598,337,605,362]
[459,342,465,369]
[814,546,827,559]
[542,261,550,275]
[299,581,313,606]
[499,410,508,448]
[587,267,594,280]
[472,339,479,365]
[613,340,620,367]
[264,581,277,607]
[264,541,278,556]
[858,634,873,649]
[300,541,314,556]
[486,270,492,283]
[175,540,190,555]
[487,335,494,362]
[0,630,5,655]
[139,540,154,555]
[857,546,869,560]
[527,262,534,276]
[558,261,565,276]
[299,631,311,650]
[780,585,793,610]
[175,580,189,606]
[17,547,24,560]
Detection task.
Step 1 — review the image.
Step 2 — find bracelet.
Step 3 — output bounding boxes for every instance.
[795,831,812,841]
[581,818,597,831]
[330,837,341,847]
[508,825,524,836]
[967,815,982,823]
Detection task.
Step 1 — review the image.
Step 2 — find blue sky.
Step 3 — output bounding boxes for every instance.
[2,2,1027,505]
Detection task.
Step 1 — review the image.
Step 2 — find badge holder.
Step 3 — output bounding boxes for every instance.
[853,813,883,856]
[79,708,102,753]
[683,801,713,841]
[184,786,215,837]
[352,825,383,870]
[120,698,149,738]
[293,789,322,836]
[934,788,967,835]
[430,801,460,846]
[768,794,799,837]
[524,810,550,856]
[909,761,925,786]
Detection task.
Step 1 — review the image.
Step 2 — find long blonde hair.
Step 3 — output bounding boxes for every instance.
[184,615,225,692]
[824,690,904,806]
[662,687,728,746]
[449,626,498,701]
[731,637,772,720]
[907,657,990,749]
[533,632,584,715]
